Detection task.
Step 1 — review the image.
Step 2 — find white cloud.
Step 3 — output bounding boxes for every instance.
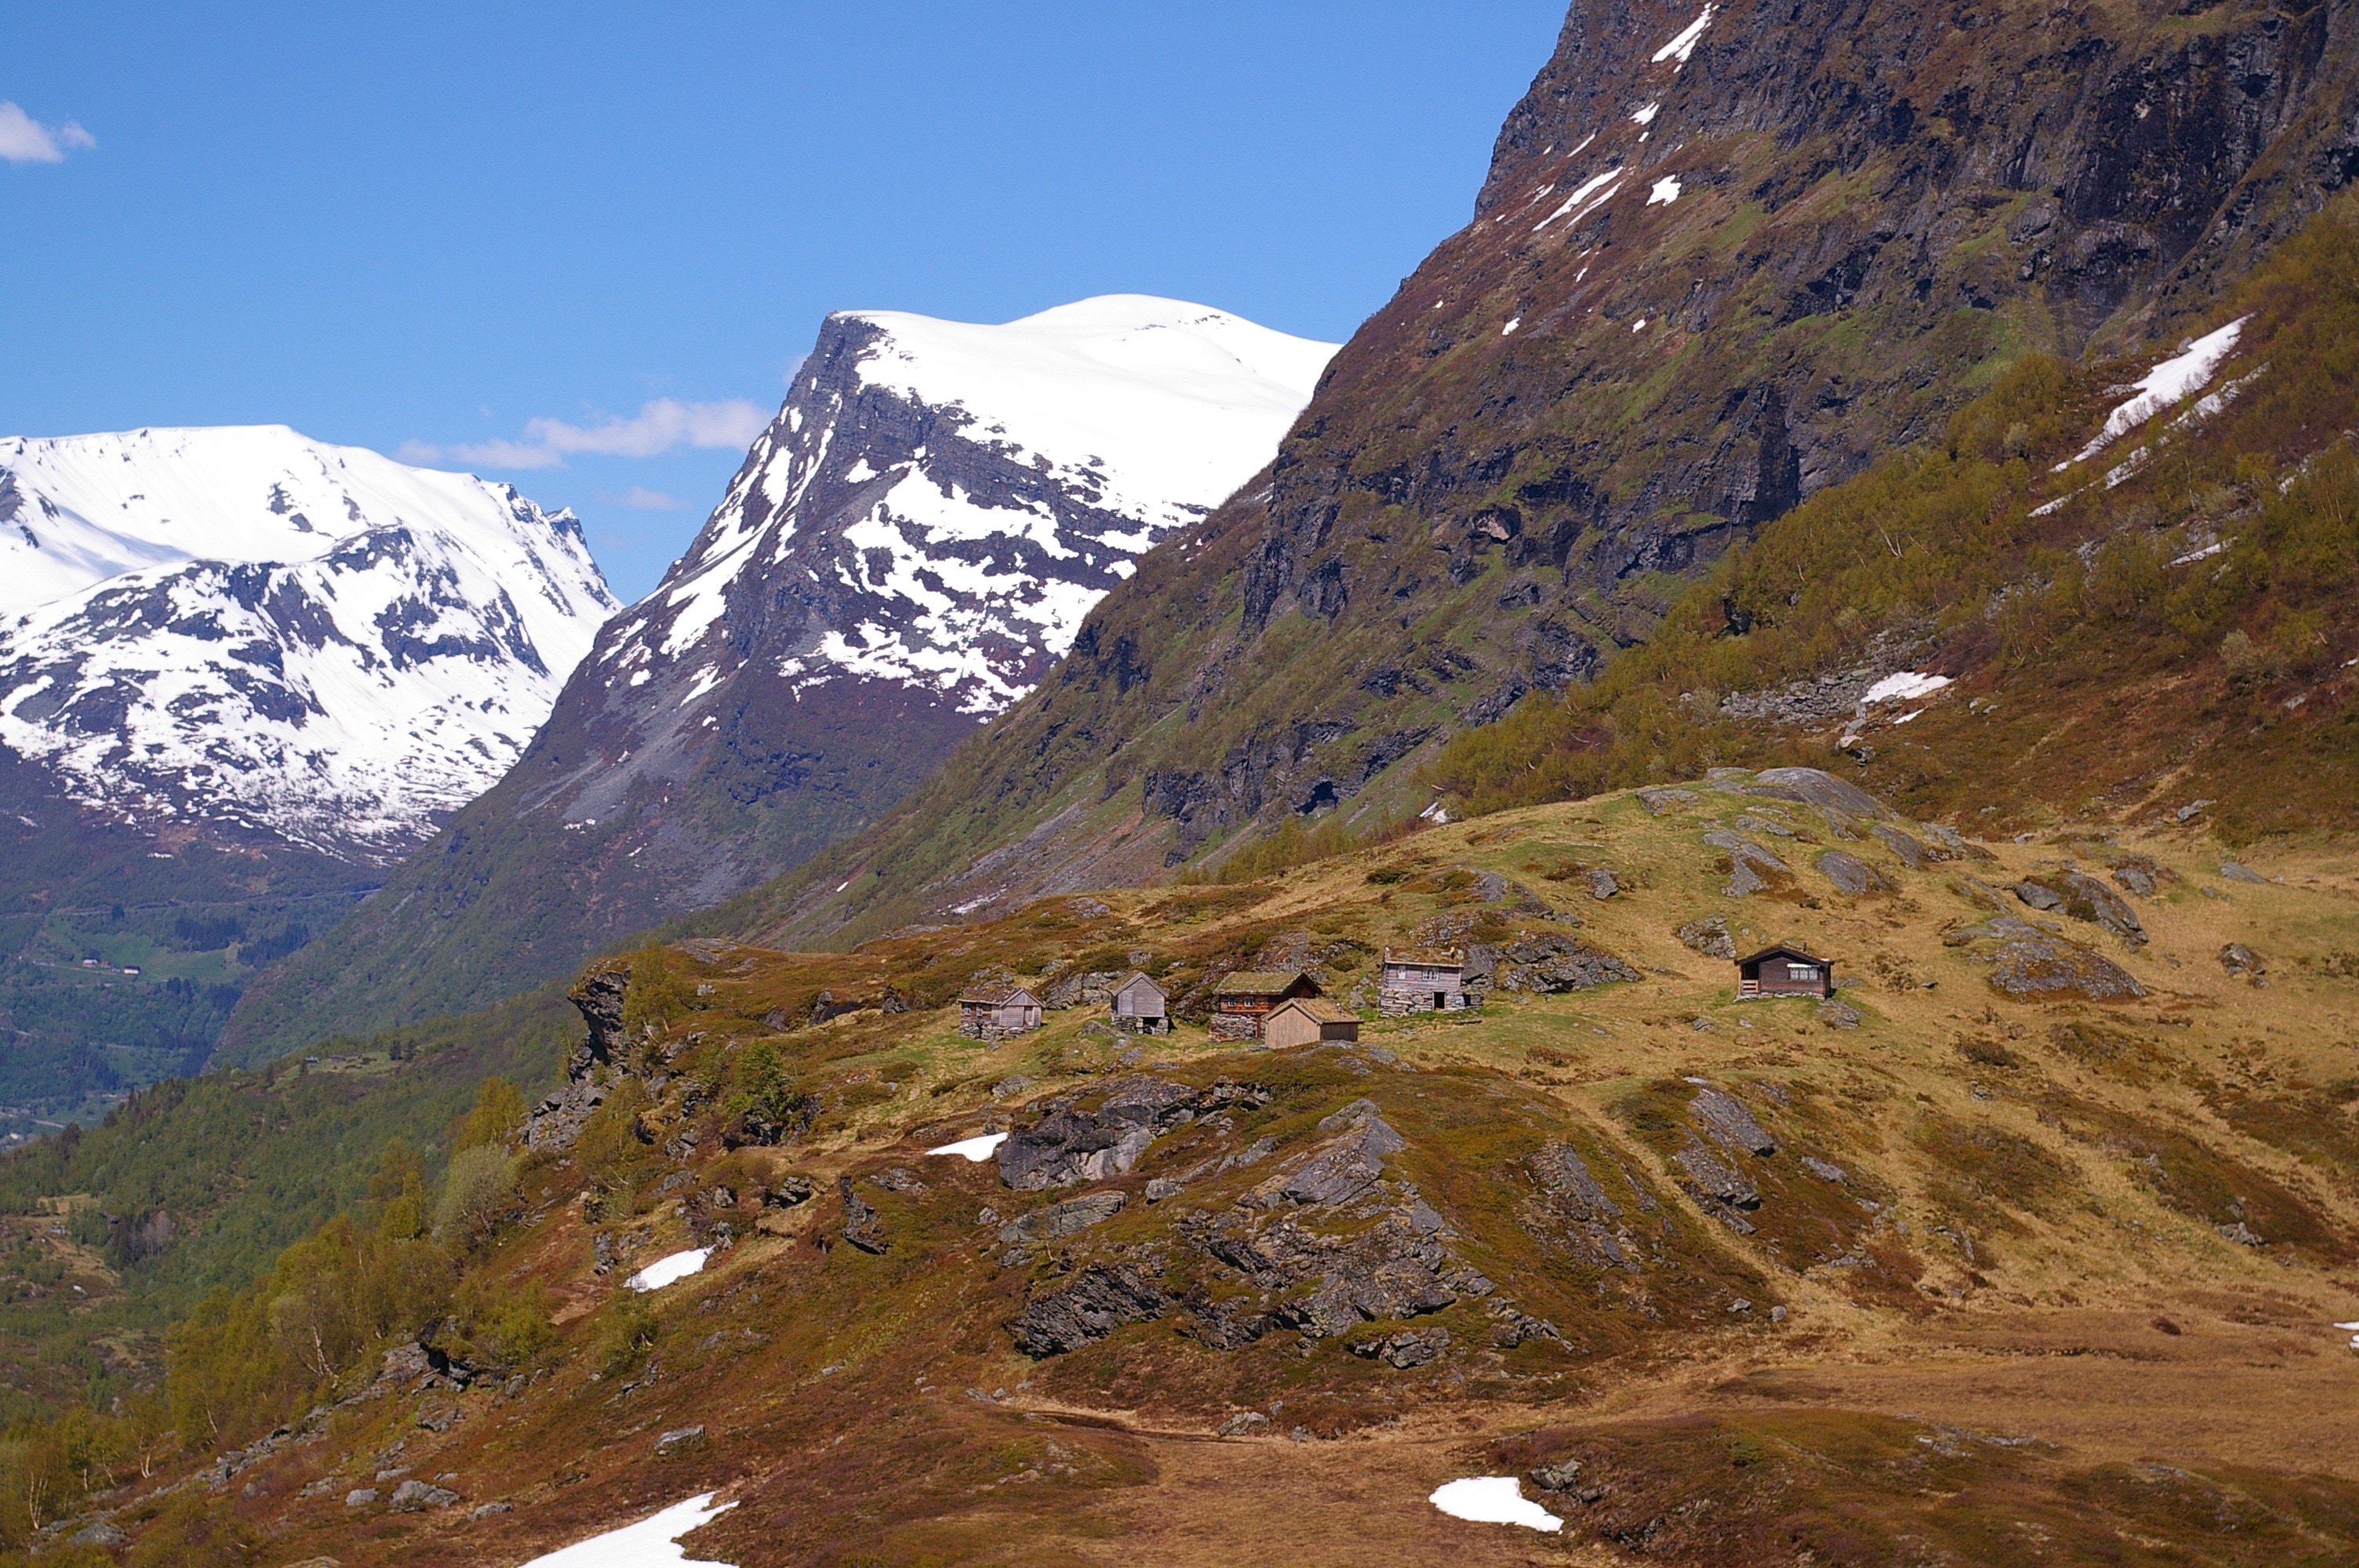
[612,485,687,510]
[401,397,772,472]
[528,397,770,458]
[0,103,95,165]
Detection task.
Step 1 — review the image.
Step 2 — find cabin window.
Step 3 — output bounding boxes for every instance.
[1788,964,1819,981]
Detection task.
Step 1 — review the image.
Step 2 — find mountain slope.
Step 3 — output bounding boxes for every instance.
[725,0,2359,949]
[226,299,1337,1059]
[0,426,612,1120]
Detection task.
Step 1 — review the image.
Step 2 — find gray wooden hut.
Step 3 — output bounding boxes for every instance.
[1379,947,1475,1015]
[1109,971,1169,1034]
[958,985,1044,1038]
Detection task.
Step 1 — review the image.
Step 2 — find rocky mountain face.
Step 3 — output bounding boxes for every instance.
[226,299,1336,1059]
[0,426,612,1120]
[734,0,2359,946]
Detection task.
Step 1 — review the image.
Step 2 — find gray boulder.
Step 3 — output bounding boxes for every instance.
[389,1479,460,1511]
[1637,786,1699,815]
[1870,824,1928,867]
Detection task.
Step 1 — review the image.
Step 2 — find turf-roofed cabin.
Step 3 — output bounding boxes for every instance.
[1736,945,1835,999]
[1109,971,1169,1034]
[958,985,1044,1039]
[1210,970,1320,1042]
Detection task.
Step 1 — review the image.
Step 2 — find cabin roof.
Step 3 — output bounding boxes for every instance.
[958,985,1041,1007]
[1381,946,1465,967]
[1214,969,1311,996]
[1113,971,1165,995]
[1733,944,1830,968]
[1270,997,1358,1025]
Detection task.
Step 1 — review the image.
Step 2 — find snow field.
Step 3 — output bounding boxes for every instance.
[1863,672,1952,704]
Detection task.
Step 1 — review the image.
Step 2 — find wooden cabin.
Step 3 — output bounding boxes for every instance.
[1735,945,1834,999]
[957,985,1043,1038]
[1109,971,1169,1034]
[1210,970,1320,1042]
[1379,947,1477,1016]
[1263,996,1361,1050]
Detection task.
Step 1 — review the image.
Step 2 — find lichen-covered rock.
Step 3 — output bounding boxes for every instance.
[1674,1134,1760,1232]
[1677,917,1737,960]
[1350,1327,1449,1368]
[1870,824,1929,867]
[1531,1144,1621,1222]
[1488,932,1641,993]
[1703,829,1789,897]
[998,1190,1125,1245]
[1637,787,1699,815]
[1008,1265,1166,1356]
[2219,861,2270,885]
[389,1479,460,1512]
[1987,935,2147,1000]
[2019,871,2146,945]
[2219,942,2266,978]
[1747,768,1897,820]
[1690,1087,1776,1156]
[1261,1115,1405,1207]
[839,1178,889,1254]
[1816,850,1892,896]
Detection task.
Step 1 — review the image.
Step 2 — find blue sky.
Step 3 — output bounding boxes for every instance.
[4,2,1565,601]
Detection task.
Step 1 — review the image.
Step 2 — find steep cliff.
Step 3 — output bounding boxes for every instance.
[732,0,2359,946]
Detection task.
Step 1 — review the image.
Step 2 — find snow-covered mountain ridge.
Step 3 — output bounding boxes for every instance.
[227,295,1336,1056]
[0,426,616,862]
[605,294,1338,717]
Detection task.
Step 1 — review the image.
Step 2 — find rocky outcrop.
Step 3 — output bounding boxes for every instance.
[1481,933,1643,993]
[1008,1265,1167,1356]
[2017,871,2146,946]
[996,1077,1267,1191]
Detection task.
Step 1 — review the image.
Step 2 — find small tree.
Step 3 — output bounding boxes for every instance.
[433,1146,518,1252]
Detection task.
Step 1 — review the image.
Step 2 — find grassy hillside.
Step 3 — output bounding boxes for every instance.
[0,986,572,1435]
[8,771,2354,1562]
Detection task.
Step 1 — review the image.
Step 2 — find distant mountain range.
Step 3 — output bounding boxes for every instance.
[224,297,1336,1058]
[0,425,613,1120]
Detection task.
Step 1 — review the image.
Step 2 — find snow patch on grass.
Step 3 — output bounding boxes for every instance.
[2062,317,2248,467]
[926,1132,1008,1162]
[625,1248,711,1293]
[1648,176,1682,205]
[1863,672,1951,704]
[1430,1477,1562,1532]
[517,1491,737,1566]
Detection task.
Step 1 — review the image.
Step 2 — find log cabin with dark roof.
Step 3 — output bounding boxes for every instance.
[1735,945,1835,1000]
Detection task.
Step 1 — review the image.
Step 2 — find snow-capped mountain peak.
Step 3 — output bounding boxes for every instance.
[0,425,617,861]
[603,294,1338,717]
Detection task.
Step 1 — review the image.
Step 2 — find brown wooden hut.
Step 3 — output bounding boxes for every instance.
[1735,945,1834,999]
[1210,970,1320,1042]
[957,985,1043,1038]
[1109,971,1169,1034]
[1263,996,1360,1049]
[1379,947,1476,1015]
